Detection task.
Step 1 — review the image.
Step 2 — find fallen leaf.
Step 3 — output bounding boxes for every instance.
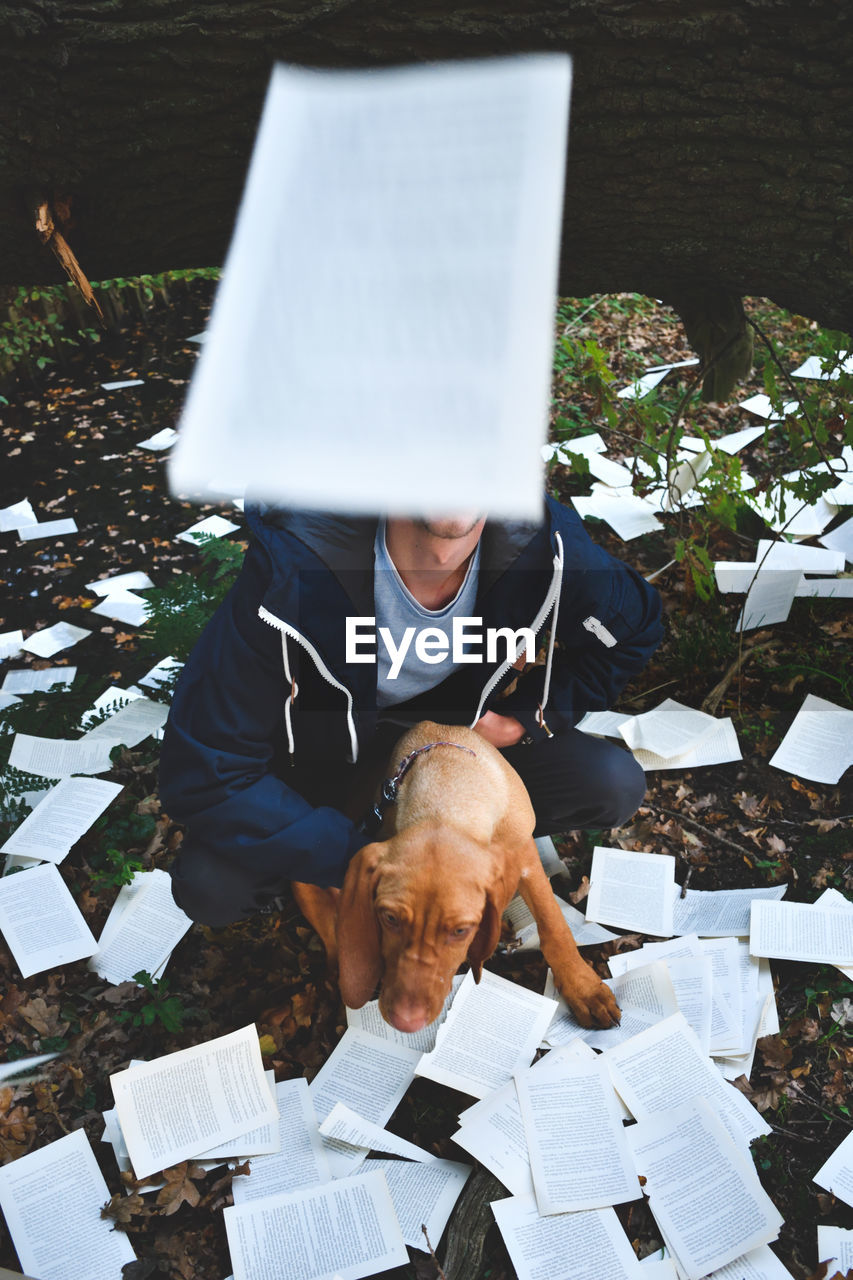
[758,1035,793,1069]
[155,1162,206,1215]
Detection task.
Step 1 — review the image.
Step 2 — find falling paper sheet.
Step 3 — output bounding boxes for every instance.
[171,57,573,520]
[175,514,240,543]
[16,518,78,541]
[0,862,98,977]
[586,846,676,936]
[1,776,122,863]
[769,693,853,784]
[0,498,37,531]
[21,621,90,658]
[231,1078,331,1204]
[0,1128,136,1280]
[2,667,76,694]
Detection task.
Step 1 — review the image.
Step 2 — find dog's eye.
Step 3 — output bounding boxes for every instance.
[380,910,399,929]
[450,925,471,938]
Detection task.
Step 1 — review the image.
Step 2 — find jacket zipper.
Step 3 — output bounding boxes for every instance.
[258,605,360,763]
[469,531,565,727]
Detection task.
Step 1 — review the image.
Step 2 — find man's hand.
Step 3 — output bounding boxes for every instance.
[473,711,526,748]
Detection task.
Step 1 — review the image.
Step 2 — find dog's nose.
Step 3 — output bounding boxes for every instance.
[388,1008,430,1034]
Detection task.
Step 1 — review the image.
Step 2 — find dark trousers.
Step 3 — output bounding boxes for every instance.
[169,726,646,926]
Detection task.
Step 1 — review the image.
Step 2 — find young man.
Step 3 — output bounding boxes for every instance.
[159,495,663,925]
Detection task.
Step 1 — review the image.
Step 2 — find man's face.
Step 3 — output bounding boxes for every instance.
[415,513,485,540]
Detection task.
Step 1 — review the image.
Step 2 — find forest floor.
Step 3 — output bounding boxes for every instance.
[0,279,850,1280]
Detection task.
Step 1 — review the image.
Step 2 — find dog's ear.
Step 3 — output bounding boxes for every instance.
[467,857,519,982]
[336,843,383,1009]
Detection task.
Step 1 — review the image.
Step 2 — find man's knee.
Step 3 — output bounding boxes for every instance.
[583,744,646,828]
[169,845,278,928]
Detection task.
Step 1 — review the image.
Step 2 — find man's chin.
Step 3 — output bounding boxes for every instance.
[418,514,484,540]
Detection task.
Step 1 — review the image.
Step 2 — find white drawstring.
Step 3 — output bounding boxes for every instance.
[537,532,564,735]
[281,634,298,757]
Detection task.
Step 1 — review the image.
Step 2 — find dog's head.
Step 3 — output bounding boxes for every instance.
[336,826,517,1033]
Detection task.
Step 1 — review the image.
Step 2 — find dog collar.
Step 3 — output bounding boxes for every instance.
[361,740,477,837]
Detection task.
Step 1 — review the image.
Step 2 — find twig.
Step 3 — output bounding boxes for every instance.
[421,1224,448,1280]
[560,293,612,337]
[700,640,778,715]
[644,803,758,865]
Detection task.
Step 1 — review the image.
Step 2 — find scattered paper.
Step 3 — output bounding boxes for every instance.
[672,884,787,937]
[586,846,676,937]
[0,498,37,531]
[794,576,853,598]
[737,568,802,631]
[187,331,207,344]
[83,695,169,749]
[346,975,462,1052]
[197,1068,280,1159]
[223,1168,408,1280]
[627,1097,783,1279]
[367,1157,472,1250]
[0,1052,60,1083]
[492,1194,643,1280]
[175,514,240,543]
[749,900,853,966]
[86,570,155,595]
[2,667,76,694]
[415,969,557,1099]
[545,960,679,1050]
[814,1129,853,1209]
[21,621,90,658]
[680,424,765,455]
[629,717,742,771]
[89,868,192,985]
[619,698,719,760]
[820,514,853,563]
[16,518,78,541]
[102,379,144,389]
[0,862,98,977]
[91,589,151,626]
[0,629,24,660]
[8,732,116,778]
[81,684,146,727]
[171,57,573,520]
[0,1128,136,1280]
[738,394,797,420]
[138,427,179,451]
[790,353,853,380]
[319,1101,437,1163]
[1,776,122,863]
[617,368,670,399]
[768,693,853,784]
[572,491,663,540]
[817,1224,853,1271]
[755,539,845,574]
[111,1024,278,1178]
[231,1078,331,1204]
[502,890,617,953]
[137,655,183,689]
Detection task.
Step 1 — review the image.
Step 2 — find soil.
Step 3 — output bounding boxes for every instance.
[0,281,850,1280]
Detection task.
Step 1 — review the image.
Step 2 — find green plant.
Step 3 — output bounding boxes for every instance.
[90,847,145,891]
[142,533,245,663]
[115,971,186,1032]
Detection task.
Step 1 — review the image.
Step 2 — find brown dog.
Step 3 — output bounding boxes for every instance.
[292,720,621,1034]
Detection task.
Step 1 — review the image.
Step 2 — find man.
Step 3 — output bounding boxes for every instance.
[159,495,663,925]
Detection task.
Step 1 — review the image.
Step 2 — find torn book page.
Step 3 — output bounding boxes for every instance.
[1,776,122,863]
[89,868,192,985]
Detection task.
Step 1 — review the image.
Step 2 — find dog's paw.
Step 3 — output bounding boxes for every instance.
[563,971,621,1030]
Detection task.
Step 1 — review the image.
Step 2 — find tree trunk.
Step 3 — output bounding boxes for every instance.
[1,1,851,332]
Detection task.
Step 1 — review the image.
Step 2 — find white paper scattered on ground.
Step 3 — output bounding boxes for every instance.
[89,868,192,985]
[0,1128,137,1280]
[197,1069,280,1159]
[602,1012,772,1148]
[576,708,633,738]
[8,732,115,778]
[680,424,766,455]
[586,846,676,936]
[91,589,152,626]
[755,539,845,574]
[81,684,146,728]
[616,368,670,399]
[231,1078,331,1204]
[309,1028,422,1178]
[672,884,787,936]
[86,570,155,595]
[737,569,802,631]
[572,491,663,540]
[21,621,90,658]
[502,890,617,953]
[415,969,557,1099]
[790,352,853,380]
[137,427,179,450]
[319,1101,437,1163]
[618,698,719,760]
[0,861,98,976]
[102,379,144,389]
[769,693,853,784]
[794,576,853,597]
[627,1097,783,1280]
[817,1224,853,1271]
[0,629,24,660]
[0,776,122,863]
[516,1053,641,1214]
[83,695,169,749]
[630,717,742,771]
[223,1168,408,1280]
[367,1157,472,1251]
[543,432,607,463]
[491,1194,643,1280]
[814,1129,853,1210]
[749,899,853,965]
[544,960,678,1050]
[584,451,636,488]
[820,514,853,563]
[175,514,240,543]
[111,1024,278,1179]
[0,1052,59,1083]
[0,498,38,531]
[2,667,76,694]
[0,690,22,711]
[701,1245,796,1278]
[171,57,572,520]
[739,394,797,420]
[16,517,78,542]
[138,655,183,689]
[345,975,463,1052]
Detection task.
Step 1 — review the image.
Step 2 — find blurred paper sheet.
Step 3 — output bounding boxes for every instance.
[171,57,572,518]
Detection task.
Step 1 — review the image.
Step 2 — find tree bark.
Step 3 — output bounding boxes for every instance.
[1,1,851,332]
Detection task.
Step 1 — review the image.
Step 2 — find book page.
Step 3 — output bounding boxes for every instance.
[83,695,169,748]
[672,884,787,936]
[516,1054,641,1214]
[608,939,716,1056]
[572,491,662,540]
[0,497,37,531]
[91,590,151,627]
[8,732,116,778]
[813,1128,853,1209]
[768,693,853,785]
[503,891,617,952]
[702,1244,797,1278]
[817,1225,853,1273]
[700,937,744,1056]
[736,569,802,631]
[111,1023,279,1178]
[626,1098,783,1279]
[543,960,678,1050]
[86,570,155,595]
[586,846,676,937]
[231,1078,331,1205]
[1,777,123,863]
[2,668,75,694]
[197,1069,279,1158]
[345,974,462,1051]
[319,1102,436,1163]
[618,698,718,760]
[223,1168,408,1280]
[415,970,557,1099]
[630,718,742,771]
[366,1157,472,1251]
[89,868,192,985]
[749,900,853,965]
[0,1128,136,1280]
[491,1194,643,1280]
[172,57,573,520]
[20,620,88,655]
[815,886,853,980]
[0,862,98,977]
[601,1013,771,1148]
[309,1029,421,1178]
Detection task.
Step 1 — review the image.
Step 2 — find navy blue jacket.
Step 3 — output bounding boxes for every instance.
[158,496,662,888]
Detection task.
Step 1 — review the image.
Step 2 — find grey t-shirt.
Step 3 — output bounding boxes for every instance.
[374,520,481,710]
